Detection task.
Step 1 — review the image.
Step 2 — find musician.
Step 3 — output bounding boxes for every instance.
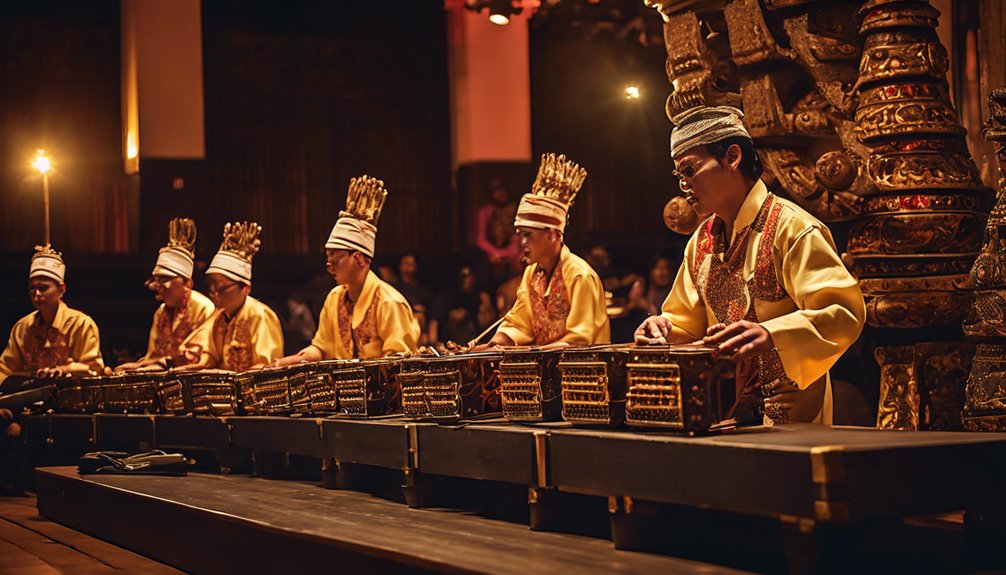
[634,106,866,424]
[0,246,105,392]
[116,218,214,371]
[275,176,419,364]
[179,222,283,371]
[484,153,610,348]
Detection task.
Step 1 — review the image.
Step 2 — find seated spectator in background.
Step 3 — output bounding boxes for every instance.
[475,178,521,286]
[584,243,642,297]
[376,261,399,285]
[394,253,431,310]
[495,256,526,322]
[627,254,675,316]
[430,265,495,345]
[615,254,676,343]
[285,271,337,353]
[393,254,433,347]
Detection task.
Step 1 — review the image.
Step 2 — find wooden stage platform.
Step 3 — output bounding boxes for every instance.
[17,414,1006,573]
[35,466,748,575]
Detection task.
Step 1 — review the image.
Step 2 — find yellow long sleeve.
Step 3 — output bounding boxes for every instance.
[497,266,536,346]
[559,272,611,345]
[759,224,866,390]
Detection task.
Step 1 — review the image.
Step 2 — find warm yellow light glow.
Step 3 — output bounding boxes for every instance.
[489,12,510,25]
[126,131,139,160]
[33,149,51,174]
[625,86,640,99]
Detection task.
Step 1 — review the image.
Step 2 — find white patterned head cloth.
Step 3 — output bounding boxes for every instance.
[670,106,751,159]
[153,248,194,279]
[30,247,65,284]
[326,216,378,258]
[206,222,261,284]
[514,195,569,233]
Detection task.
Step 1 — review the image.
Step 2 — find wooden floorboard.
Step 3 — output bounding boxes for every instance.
[0,494,183,575]
[37,467,751,574]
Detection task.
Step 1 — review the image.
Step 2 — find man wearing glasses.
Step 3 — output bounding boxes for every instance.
[116,218,214,371]
[179,221,283,371]
[634,106,865,425]
[274,175,419,364]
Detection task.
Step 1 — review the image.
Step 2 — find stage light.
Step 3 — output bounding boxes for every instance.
[33,149,51,174]
[489,12,510,25]
[464,0,523,26]
[625,86,640,99]
[32,149,53,246]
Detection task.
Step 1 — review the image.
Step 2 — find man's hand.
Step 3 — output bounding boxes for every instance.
[634,316,674,345]
[36,357,76,379]
[271,355,301,367]
[703,320,774,363]
[35,365,72,379]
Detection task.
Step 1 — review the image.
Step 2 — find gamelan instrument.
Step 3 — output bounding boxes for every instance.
[31,344,746,434]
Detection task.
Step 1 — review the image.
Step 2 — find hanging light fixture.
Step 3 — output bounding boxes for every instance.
[463,0,524,26]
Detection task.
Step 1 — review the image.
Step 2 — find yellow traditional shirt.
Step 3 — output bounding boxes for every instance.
[188,296,283,371]
[311,271,420,359]
[143,290,215,366]
[497,245,611,346]
[662,180,866,425]
[0,301,105,385]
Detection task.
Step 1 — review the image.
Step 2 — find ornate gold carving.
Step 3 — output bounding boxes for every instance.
[860,192,982,215]
[864,290,972,328]
[643,0,729,19]
[983,88,1006,143]
[663,195,700,235]
[847,255,976,278]
[867,152,983,191]
[661,11,736,122]
[847,212,984,256]
[859,1,941,35]
[860,274,973,293]
[963,344,1006,429]
[783,12,859,116]
[963,88,1006,430]
[739,75,791,139]
[876,345,919,430]
[964,291,1006,338]
[855,100,964,142]
[815,151,858,192]
[857,40,950,87]
[759,149,862,221]
[876,342,972,431]
[723,0,794,67]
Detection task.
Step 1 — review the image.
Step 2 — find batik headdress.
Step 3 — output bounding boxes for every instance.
[513,153,588,233]
[30,244,65,283]
[325,175,388,258]
[152,218,197,279]
[206,221,262,283]
[669,105,751,159]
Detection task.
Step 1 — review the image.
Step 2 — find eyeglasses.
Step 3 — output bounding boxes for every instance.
[149,275,179,288]
[671,157,718,189]
[207,282,240,297]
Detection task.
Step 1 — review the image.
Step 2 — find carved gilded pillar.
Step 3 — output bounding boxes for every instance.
[847,0,987,430]
[962,88,1006,431]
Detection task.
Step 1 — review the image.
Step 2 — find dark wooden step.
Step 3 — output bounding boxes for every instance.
[35,466,749,575]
